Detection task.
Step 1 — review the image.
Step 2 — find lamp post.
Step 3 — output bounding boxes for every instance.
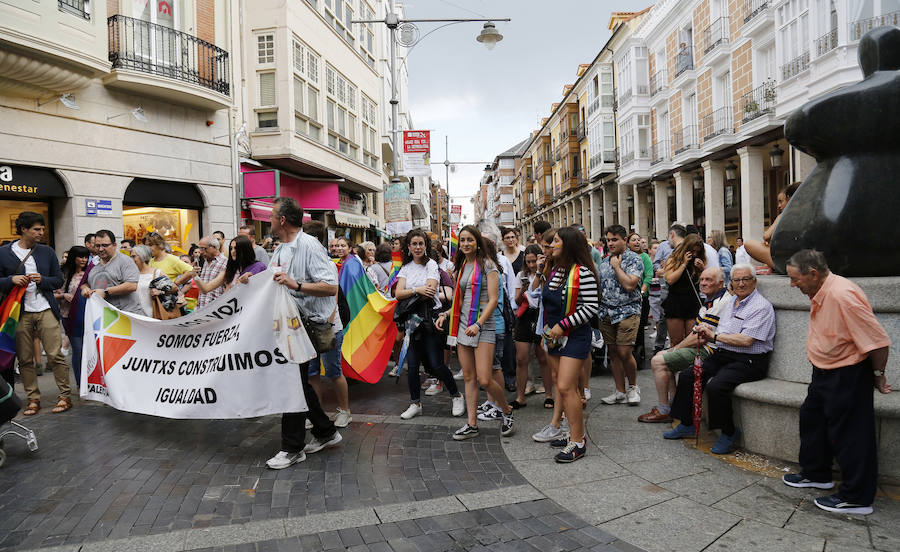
[353,3,509,235]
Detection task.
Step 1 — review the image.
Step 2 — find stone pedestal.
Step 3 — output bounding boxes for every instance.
[732,275,900,480]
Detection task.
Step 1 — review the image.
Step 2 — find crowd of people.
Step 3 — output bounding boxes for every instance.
[0,180,892,514]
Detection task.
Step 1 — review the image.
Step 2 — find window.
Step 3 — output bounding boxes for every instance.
[258,72,276,106]
[637,114,650,158]
[601,70,614,108]
[258,111,277,128]
[357,1,376,68]
[258,34,275,64]
[635,47,649,95]
[324,0,356,46]
[291,38,322,141]
[325,64,361,161]
[617,49,633,99]
[777,0,810,79]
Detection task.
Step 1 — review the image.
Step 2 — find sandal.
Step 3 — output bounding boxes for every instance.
[23,400,40,416]
[509,400,527,410]
[51,397,72,414]
[543,397,554,409]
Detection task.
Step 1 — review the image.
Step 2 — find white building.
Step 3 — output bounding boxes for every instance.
[1,0,235,252]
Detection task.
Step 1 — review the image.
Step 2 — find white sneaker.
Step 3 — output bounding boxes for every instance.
[478,400,494,413]
[266,450,305,469]
[477,407,503,421]
[424,381,443,396]
[524,380,535,395]
[600,391,627,405]
[453,370,465,381]
[584,388,592,401]
[333,408,352,427]
[626,385,641,405]
[421,377,436,390]
[532,423,565,442]
[451,395,465,417]
[303,431,342,454]
[400,403,423,419]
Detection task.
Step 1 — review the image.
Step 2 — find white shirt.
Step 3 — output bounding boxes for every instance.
[702,243,721,269]
[12,241,50,313]
[496,254,518,310]
[397,259,441,309]
[735,245,752,266]
[439,258,453,273]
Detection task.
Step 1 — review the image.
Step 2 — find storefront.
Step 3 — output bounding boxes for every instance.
[0,163,69,247]
[123,179,203,254]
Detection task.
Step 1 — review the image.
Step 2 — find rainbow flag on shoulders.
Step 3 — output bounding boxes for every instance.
[0,286,26,370]
[339,254,398,383]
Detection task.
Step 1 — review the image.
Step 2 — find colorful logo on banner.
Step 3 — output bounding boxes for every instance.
[85,308,137,392]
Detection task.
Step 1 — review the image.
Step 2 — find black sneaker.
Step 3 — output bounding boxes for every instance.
[555,441,586,463]
[782,473,835,490]
[549,436,569,448]
[453,424,479,441]
[814,494,873,515]
[500,412,516,437]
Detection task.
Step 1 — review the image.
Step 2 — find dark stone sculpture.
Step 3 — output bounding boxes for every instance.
[771,26,900,276]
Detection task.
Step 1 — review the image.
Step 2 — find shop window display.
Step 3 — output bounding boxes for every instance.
[123,206,200,254]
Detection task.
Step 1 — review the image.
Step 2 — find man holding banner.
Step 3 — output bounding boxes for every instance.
[265,197,343,470]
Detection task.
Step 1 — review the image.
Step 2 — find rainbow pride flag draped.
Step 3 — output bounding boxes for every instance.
[0,286,26,370]
[449,228,459,257]
[385,250,403,290]
[339,254,398,383]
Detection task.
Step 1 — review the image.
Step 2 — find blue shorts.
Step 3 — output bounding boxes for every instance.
[307,329,344,378]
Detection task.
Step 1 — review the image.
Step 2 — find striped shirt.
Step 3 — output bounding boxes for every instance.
[548,265,600,331]
[197,253,227,309]
[269,231,338,324]
[716,288,776,355]
[697,288,732,353]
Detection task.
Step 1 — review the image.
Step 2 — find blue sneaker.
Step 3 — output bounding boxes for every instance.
[814,494,873,515]
[711,428,742,454]
[663,424,695,440]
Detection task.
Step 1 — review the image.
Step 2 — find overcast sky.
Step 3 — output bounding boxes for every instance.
[404,0,641,225]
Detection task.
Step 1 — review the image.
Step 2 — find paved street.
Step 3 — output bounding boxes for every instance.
[1,364,898,552]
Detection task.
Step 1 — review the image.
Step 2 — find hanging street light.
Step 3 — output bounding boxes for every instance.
[693,172,704,190]
[725,160,738,181]
[476,22,503,50]
[769,144,784,168]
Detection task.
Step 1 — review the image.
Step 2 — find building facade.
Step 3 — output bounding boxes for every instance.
[1,0,235,253]
[238,0,384,245]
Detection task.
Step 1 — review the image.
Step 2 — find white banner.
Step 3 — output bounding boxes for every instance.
[80,270,310,419]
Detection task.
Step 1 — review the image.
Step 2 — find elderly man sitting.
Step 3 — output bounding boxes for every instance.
[662,264,776,454]
[638,267,732,423]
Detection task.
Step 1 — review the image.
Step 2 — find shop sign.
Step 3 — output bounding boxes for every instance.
[0,164,68,198]
[338,191,363,214]
[85,199,113,217]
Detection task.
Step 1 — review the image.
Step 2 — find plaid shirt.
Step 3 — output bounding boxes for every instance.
[197,253,227,309]
[716,288,776,354]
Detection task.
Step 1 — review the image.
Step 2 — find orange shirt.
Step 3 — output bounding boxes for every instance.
[807,273,891,369]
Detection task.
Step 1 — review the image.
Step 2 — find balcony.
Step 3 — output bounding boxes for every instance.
[700,106,733,141]
[59,0,90,19]
[672,126,698,155]
[621,150,635,165]
[618,88,633,107]
[815,28,838,57]
[675,47,694,78]
[780,50,810,82]
[587,97,600,117]
[701,17,730,55]
[105,15,231,110]
[744,0,770,24]
[850,11,900,41]
[650,69,668,97]
[738,80,776,124]
[650,140,670,166]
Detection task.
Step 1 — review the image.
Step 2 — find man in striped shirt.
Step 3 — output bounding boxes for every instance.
[639,267,731,423]
[663,264,775,454]
[196,235,228,309]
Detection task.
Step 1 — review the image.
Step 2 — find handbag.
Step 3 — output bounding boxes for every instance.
[151,296,182,320]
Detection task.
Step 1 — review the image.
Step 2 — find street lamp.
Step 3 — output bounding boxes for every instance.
[769,144,784,168]
[353,3,509,232]
[725,160,738,181]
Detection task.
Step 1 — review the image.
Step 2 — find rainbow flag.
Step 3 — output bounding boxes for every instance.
[449,228,459,258]
[385,250,403,290]
[339,254,398,383]
[0,286,26,370]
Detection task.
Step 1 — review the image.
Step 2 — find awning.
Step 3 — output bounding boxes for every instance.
[249,199,311,223]
[333,210,371,228]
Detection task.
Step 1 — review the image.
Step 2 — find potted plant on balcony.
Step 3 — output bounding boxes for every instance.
[763,83,776,103]
[744,100,759,114]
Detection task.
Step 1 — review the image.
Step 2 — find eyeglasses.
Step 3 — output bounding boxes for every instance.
[732,277,754,284]
[95,242,114,248]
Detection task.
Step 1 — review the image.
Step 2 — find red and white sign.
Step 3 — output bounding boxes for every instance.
[402,130,431,177]
[450,204,461,224]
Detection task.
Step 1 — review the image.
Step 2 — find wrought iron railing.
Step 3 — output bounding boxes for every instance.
[577,122,586,140]
[650,140,670,165]
[650,69,668,97]
[743,0,770,24]
[675,47,694,78]
[59,0,90,19]
[589,152,602,170]
[780,50,810,81]
[738,80,776,124]
[701,17,730,54]
[672,126,698,154]
[850,10,900,41]
[587,97,599,116]
[701,107,733,141]
[815,28,838,57]
[108,15,231,95]
[622,150,635,165]
[618,88,633,106]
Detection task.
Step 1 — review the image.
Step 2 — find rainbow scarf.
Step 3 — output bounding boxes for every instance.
[449,229,459,258]
[0,286,26,371]
[448,261,482,345]
[560,265,580,334]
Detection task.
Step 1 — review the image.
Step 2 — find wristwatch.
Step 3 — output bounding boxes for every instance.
[103,289,109,298]
[874,369,885,377]
[297,281,303,292]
